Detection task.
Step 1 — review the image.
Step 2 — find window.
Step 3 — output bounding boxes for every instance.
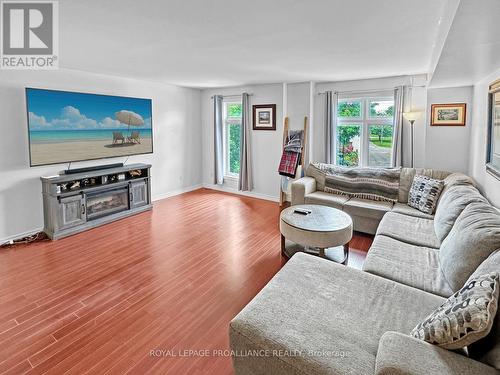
[223,101,242,177]
[336,97,394,167]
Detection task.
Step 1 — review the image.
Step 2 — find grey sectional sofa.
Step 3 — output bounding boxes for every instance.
[290,164,471,234]
[229,166,500,375]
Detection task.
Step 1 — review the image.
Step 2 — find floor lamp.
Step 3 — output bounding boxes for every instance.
[403,112,421,167]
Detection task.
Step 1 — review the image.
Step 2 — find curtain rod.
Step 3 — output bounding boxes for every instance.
[317,85,426,96]
[210,93,253,99]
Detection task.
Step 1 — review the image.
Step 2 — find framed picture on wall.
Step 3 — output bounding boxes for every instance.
[487,79,500,180]
[430,103,467,126]
[253,104,276,130]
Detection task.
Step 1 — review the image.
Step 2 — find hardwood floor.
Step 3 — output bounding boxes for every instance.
[0,189,371,374]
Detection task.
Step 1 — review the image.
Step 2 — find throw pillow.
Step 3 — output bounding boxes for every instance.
[410,272,499,350]
[407,175,444,214]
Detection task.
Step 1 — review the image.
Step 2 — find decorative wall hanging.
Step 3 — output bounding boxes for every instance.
[430,103,466,126]
[253,104,276,130]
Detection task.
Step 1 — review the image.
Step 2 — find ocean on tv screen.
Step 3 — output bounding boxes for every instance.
[26,88,153,166]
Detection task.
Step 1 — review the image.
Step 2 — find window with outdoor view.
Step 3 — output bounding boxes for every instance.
[336,97,394,167]
[223,101,242,177]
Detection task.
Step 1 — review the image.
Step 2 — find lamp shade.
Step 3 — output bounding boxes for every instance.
[403,111,421,122]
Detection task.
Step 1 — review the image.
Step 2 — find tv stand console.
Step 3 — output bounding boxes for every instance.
[41,163,152,240]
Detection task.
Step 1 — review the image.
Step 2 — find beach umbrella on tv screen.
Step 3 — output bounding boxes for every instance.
[115,110,144,134]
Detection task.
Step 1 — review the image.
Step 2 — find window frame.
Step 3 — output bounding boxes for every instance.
[336,96,394,167]
[222,100,242,179]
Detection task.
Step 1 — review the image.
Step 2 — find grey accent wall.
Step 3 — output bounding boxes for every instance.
[425,86,473,173]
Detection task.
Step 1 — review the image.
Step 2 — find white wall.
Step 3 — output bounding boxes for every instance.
[200,75,440,202]
[0,69,202,241]
[312,77,477,175]
[200,82,317,201]
[425,86,473,173]
[469,66,500,207]
[286,82,312,164]
[2,66,496,240]
[198,75,491,207]
[201,84,283,200]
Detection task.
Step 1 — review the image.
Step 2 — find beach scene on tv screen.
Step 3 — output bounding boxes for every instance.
[27,89,153,166]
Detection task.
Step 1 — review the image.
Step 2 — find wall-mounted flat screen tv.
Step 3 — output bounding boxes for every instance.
[26,88,153,166]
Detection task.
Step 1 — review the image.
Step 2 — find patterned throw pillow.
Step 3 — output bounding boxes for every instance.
[408,175,444,214]
[410,272,499,350]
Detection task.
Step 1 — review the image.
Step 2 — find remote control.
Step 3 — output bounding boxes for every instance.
[294,208,312,215]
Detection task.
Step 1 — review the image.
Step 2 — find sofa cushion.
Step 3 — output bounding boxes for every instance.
[290,176,316,206]
[399,168,450,203]
[391,202,434,219]
[408,175,444,214]
[304,191,349,210]
[410,272,499,350]
[363,235,453,297]
[468,250,500,370]
[377,212,440,249]
[434,185,487,242]
[439,202,500,292]
[305,163,326,191]
[468,250,500,281]
[230,252,444,375]
[349,215,380,235]
[376,331,500,375]
[443,172,476,189]
[343,198,393,220]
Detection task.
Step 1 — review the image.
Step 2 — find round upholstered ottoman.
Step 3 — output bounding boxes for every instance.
[280,204,353,264]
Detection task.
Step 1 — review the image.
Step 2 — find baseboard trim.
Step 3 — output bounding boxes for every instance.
[1,184,204,244]
[152,184,203,202]
[203,184,279,202]
[1,184,276,243]
[0,227,44,246]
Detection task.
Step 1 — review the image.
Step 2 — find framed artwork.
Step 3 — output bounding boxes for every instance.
[430,103,467,126]
[487,79,500,180]
[253,104,276,130]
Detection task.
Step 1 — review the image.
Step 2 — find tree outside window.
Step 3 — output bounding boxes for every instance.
[336,97,394,167]
[336,125,360,167]
[224,102,242,176]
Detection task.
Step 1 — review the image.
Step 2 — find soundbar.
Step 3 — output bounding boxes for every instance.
[64,163,124,175]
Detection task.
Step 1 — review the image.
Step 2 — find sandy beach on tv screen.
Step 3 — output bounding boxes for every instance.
[30,138,153,166]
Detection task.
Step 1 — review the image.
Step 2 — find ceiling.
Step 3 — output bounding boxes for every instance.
[59,0,449,88]
[430,0,500,88]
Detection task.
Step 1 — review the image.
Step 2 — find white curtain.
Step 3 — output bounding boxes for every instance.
[238,93,253,191]
[392,86,405,167]
[325,91,338,164]
[213,95,224,184]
